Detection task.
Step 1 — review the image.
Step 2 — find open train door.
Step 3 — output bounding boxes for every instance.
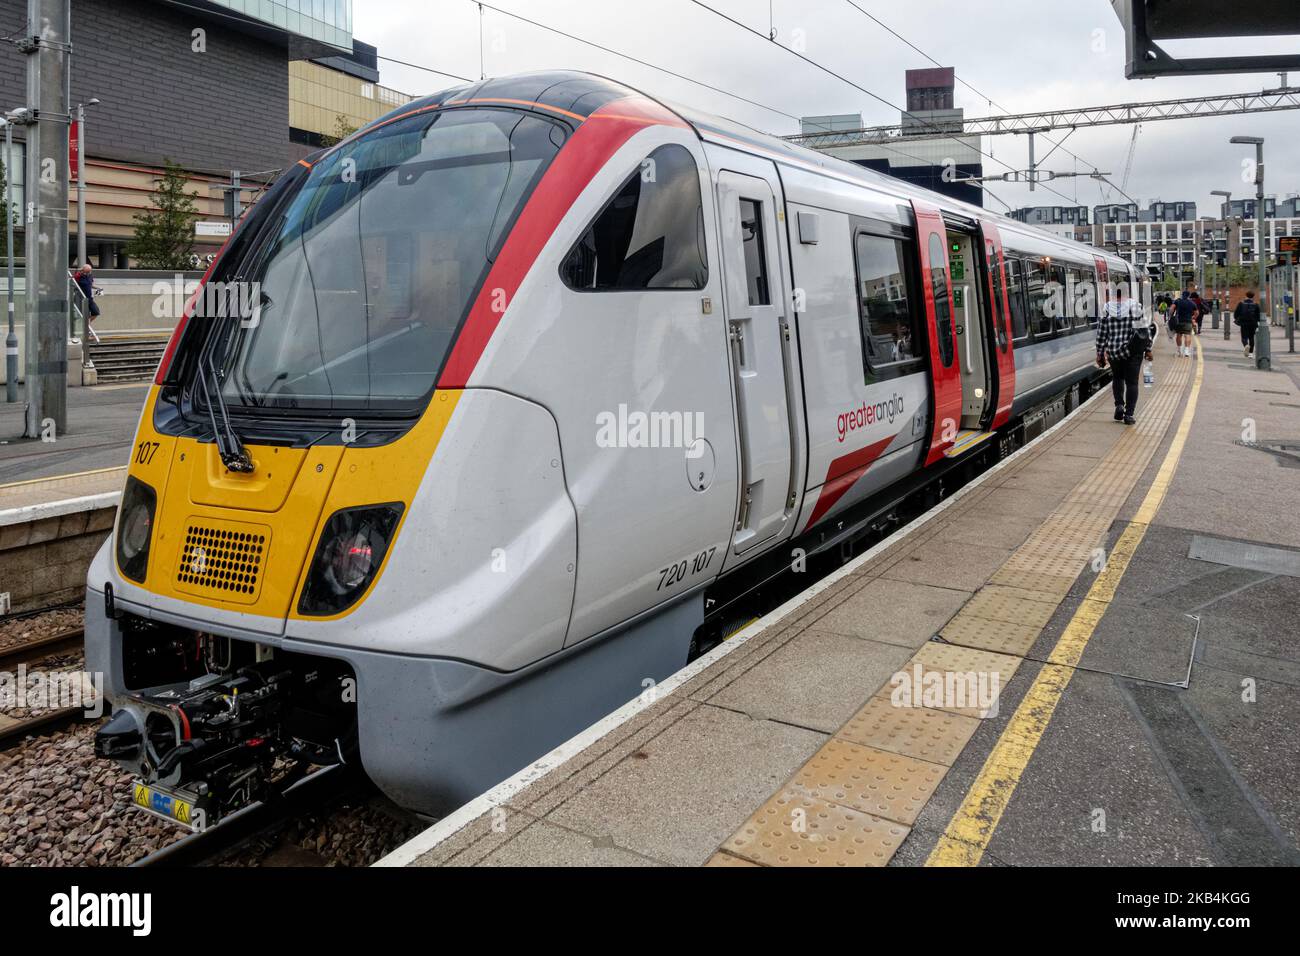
[912,200,962,464]
[980,219,1016,429]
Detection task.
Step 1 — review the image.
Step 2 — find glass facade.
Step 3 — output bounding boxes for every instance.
[208,0,352,50]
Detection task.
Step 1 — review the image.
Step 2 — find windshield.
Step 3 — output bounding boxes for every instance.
[215,107,566,415]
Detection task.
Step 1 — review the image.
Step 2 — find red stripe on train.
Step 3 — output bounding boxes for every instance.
[802,434,896,531]
[437,96,686,388]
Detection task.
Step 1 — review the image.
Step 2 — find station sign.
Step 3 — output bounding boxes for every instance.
[195,221,232,238]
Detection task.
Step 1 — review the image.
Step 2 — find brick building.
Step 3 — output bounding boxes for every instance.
[0,0,410,267]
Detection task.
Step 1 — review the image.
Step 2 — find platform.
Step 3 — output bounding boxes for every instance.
[0,382,148,485]
[384,331,1300,868]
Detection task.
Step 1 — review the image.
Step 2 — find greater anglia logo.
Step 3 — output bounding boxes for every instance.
[837,394,905,442]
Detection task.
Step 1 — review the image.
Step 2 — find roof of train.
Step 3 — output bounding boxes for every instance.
[358,70,1127,271]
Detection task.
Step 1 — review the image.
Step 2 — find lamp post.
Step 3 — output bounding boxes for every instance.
[1210,188,1233,333]
[75,98,99,269]
[1230,136,1268,370]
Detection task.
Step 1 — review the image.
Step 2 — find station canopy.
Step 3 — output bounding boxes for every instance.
[1111,0,1300,77]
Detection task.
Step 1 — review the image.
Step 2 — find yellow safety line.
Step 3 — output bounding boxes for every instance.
[925,340,1205,866]
[0,464,127,490]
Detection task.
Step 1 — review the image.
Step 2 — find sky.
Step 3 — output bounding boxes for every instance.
[354,0,1300,219]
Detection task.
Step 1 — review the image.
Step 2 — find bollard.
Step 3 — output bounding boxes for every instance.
[1223,311,1231,341]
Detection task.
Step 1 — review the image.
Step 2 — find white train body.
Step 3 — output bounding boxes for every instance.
[86,73,1132,816]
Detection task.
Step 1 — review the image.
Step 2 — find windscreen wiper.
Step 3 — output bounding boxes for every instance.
[197,351,254,473]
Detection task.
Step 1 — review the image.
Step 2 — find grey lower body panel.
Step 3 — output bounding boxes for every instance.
[85,584,700,816]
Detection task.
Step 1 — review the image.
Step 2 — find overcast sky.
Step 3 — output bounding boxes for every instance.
[354,1,1300,218]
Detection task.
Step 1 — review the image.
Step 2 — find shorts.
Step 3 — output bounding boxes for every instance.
[1172,321,1192,334]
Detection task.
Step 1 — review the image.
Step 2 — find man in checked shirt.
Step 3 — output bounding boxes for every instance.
[1096,282,1155,425]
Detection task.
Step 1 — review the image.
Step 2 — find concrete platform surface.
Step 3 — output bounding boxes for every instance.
[0,383,148,485]
[375,334,1292,866]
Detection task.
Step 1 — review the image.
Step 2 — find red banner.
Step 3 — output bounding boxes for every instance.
[69,120,79,173]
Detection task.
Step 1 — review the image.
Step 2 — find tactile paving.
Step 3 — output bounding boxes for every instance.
[940,614,1041,656]
[961,585,1059,628]
[722,789,911,867]
[901,642,1021,718]
[837,695,980,767]
[789,739,945,825]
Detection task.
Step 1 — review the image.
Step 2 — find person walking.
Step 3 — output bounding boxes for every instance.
[1169,289,1198,357]
[1189,285,1210,335]
[1233,290,1262,357]
[1097,286,1155,425]
[73,263,101,343]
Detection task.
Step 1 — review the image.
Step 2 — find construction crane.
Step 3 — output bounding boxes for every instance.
[1120,124,1141,196]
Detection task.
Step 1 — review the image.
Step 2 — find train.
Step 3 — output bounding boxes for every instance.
[86,71,1137,826]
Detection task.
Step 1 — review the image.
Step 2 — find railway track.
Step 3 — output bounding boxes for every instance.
[0,627,85,670]
[0,626,93,750]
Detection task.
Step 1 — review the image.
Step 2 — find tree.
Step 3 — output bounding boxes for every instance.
[318,113,359,148]
[128,159,197,269]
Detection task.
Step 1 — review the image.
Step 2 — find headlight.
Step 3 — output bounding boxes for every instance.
[298,503,404,616]
[116,477,157,583]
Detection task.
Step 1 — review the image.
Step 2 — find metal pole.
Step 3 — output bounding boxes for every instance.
[1253,143,1270,371]
[22,0,72,438]
[75,100,85,267]
[1027,131,1035,193]
[4,119,15,403]
[1290,254,1296,353]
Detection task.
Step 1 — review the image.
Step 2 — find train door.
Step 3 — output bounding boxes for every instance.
[913,200,962,464]
[981,220,1017,429]
[946,229,992,431]
[715,168,797,557]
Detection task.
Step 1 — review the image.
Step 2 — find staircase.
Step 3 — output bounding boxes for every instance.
[85,333,171,383]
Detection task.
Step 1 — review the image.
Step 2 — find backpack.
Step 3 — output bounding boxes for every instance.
[1235,301,1260,326]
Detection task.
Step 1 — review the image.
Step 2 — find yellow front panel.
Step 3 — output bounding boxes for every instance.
[123,387,463,622]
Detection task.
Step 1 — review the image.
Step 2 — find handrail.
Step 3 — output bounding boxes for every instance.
[962,294,974,375]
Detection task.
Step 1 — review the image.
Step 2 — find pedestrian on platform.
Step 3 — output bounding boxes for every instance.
[1169,290,1198,357]
[73,263,101,343]
[1234,290,1262,357]
[1189,286,1210,335]
[1097,286,1155,425]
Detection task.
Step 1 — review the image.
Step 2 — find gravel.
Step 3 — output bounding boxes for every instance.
[0,721,187,866]
[1,722,426,867]
[0,606,84,653]
[1,651,94,719]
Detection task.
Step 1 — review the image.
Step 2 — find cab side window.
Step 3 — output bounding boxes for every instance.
[561,144,708,291]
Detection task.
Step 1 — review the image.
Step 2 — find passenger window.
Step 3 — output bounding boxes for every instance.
[561,144,708,291]
[739,198,771,305]
[1025,259,1053,338]
[1052,264,1071,333]
[1006,257,1030,341]
[927,233,954,367]
[1072,268,1095,329]
[989,244,1008,352]
[853,231,920,377]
